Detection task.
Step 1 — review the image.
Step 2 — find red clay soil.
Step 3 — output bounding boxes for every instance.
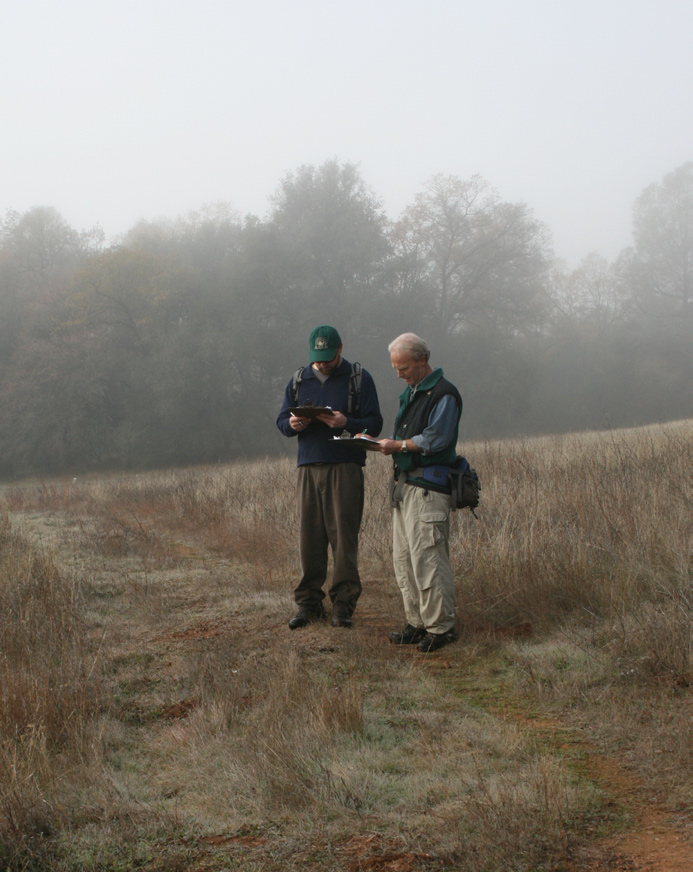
[476,687,691,872]
[152,617,232,643]
[338,834,432,872]
[563,752,691,872]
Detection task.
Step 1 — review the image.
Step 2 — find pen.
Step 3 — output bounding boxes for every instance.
[361,429,367,434]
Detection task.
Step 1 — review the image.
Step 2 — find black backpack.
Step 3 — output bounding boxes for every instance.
[449,456,480,516]
[292,362,363,416]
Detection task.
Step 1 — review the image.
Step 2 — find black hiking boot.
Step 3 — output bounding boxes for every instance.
[288,603,326,630]
[388,624,426,645]
[417,629,457,653]
[331,604,353,628]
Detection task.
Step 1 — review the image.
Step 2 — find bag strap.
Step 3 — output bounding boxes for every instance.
[347,361,362,416]
[291,366,305,406]
[293,362,362,414]
[390,469,409,506]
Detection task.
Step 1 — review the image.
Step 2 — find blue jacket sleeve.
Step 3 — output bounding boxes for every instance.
[276,379,298,438]
[410,394,458,454]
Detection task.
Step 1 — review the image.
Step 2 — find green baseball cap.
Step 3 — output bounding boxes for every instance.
[309,325,342,362]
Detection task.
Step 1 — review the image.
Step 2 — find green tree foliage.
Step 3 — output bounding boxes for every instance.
[548,253,623,331]
[625,161,693,319]
[0,206,95,291]
[0,207,103,360]
[534,225,692,434]
[0,336,115,473]
[0,162,690,478]
[269,160,391,330]
[265,160,396,419]
[387,175,554,434]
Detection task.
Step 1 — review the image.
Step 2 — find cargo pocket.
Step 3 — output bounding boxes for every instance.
[420,511,448,549]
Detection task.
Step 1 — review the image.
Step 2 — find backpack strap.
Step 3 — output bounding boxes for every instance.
[348,361,362,416]
[293,362,362,413]
[291,366,305,406]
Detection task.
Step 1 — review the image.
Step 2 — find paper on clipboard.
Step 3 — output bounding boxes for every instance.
[332,434,383,451]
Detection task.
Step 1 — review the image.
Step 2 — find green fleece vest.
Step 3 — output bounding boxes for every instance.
[393,367,462,474]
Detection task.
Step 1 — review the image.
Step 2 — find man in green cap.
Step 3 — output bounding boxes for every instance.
[376,332,462,652]
[277,326,383,629]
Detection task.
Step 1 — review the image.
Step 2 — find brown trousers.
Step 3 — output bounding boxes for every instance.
[295,463,364,613]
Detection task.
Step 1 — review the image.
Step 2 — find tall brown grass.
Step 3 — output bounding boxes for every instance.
[455,423,690,677]
[1,420,690,870]
[0,513,107,863]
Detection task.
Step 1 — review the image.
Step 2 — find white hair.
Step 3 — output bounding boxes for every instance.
[387,332,430,361]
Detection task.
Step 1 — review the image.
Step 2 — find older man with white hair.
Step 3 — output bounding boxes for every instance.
[376,333,462,652]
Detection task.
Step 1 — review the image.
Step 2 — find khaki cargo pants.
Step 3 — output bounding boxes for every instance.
[392,483,455,634]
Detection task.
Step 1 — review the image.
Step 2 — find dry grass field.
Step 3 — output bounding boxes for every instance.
[1,421,690,871]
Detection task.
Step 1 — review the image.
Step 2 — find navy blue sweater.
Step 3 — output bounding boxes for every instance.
[277,358,383,466]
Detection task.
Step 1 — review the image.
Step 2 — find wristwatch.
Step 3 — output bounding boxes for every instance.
[401,440,408,453]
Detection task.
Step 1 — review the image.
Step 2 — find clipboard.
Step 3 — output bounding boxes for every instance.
[289,406,335,419]
[332,435,383,452]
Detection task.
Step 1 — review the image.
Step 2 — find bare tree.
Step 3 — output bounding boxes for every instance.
[391,174,552,338]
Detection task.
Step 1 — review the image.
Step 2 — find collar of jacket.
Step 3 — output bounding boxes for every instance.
[400,366,444,403]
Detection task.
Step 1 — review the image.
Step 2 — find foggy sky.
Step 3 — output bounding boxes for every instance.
[2,0,691,266]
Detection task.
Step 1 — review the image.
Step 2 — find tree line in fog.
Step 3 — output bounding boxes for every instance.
[0,160,691,478]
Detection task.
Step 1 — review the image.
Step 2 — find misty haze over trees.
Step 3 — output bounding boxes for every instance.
[0,160,691,479]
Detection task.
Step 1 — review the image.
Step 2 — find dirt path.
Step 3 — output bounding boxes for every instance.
[338,611,691,872]
[467,689,691,872]
[137,600,692,872]
[9,510,690,871]
[564,752,691,872]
